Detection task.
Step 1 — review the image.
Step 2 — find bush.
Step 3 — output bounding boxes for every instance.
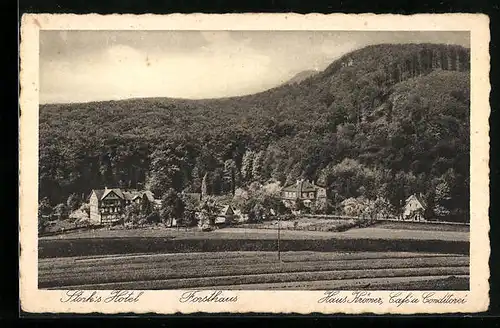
[75,217,91,227]
[328,218,378,232]
[281,214,295,221]
[53,203,69,221]
[137,218,149,227]
[80,203,90,216]
[38,215,50,234]
[66,193,81,211]
[39,237,470,259]
[146,211,161,224]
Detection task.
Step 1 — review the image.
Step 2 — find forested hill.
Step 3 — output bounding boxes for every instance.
[39,43,470,221]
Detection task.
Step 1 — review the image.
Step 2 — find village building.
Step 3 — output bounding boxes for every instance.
[402,193,427,221]
[181,192,236,228]
[280,179,327,208]
[89,187,157,225]
[215,205,235,226]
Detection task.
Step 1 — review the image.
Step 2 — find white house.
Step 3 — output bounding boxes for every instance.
[214,205,235,226]
[280,179,327,209]
[402,193,427,221]
[88,187,157,225]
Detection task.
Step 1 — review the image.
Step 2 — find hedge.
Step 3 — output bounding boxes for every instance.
[39,237,469,258]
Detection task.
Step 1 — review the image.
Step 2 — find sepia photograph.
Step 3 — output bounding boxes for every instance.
[19,13,490,314]
[37,29,471,291]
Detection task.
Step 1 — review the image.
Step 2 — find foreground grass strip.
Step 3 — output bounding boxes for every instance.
[194,275,470,290]
[38,256,469,288]
[47,267,469,290]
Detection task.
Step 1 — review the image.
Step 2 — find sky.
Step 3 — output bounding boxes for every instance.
[39,31,470,104]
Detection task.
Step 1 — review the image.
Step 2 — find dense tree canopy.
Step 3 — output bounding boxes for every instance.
[160,189,186,226]
[39,43,470,222]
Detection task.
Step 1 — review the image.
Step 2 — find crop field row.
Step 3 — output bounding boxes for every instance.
[39,251,469,290]
[39,255,468,280]
[53,267,468,290]
[39,256,469,285]
[39,251,458,270]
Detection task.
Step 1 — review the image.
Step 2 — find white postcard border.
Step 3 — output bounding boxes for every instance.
[19,13,490,314]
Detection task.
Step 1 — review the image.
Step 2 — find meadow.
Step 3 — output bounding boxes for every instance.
[373,221,470,232]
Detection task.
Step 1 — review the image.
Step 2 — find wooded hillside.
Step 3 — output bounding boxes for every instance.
[39,43,470,221]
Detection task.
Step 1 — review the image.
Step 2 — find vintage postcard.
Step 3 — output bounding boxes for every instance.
[19,13,490,314]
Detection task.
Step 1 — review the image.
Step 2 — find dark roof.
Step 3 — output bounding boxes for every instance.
[122,190,156,202]
[91,188,157,202]
[122,189,139,201]
[91,189,106,200]
[102,188,125,199]
[415,194,428,208]
[142,191,155,202]
[281,180,325,193]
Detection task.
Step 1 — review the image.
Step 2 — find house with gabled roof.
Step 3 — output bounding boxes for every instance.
[402,193,428,221]
[215,205,235,226]
[280,178,327,209]
[89,187,158,225]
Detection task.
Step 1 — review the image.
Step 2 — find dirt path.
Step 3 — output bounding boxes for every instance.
[215,227,469,241]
